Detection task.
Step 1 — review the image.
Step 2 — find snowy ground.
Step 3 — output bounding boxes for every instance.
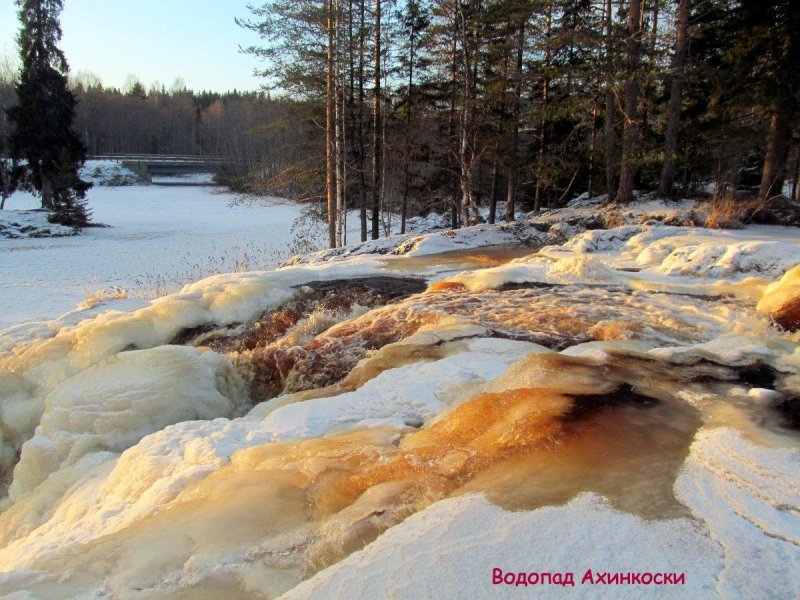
[0,186,304,329]
[0,189,799,598]
[0,210,76,240]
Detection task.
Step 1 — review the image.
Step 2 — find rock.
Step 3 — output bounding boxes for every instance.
[758,263,800,330]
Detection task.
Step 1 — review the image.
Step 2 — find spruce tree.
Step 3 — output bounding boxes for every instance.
[7,0,91,227]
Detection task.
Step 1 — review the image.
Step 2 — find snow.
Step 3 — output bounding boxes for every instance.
[291,219,548,265]
[0,333,539,585]
[78,160,140,186]
[0,210,75,240]
[563,225,644,253]
[248,334,542,441]
[676,427,800,600]
[658,240,800,279]
[0,185,304,329]
[283,493,722,600]
[440,224,800,302]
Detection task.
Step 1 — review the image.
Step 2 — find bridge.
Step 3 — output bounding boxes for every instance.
[90,154,234,186]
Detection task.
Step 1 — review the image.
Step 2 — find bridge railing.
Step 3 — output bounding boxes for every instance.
[89,154,233,164]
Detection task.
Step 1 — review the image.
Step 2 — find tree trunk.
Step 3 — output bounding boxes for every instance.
[326,0,337,249]
[588,104,599,197]
[759,31,794,201]
[449,0,461,228]
[358,0,368,242]
[616,0,642,204]
[489,160,499,224]
[534,0,553,211]
[41,174,54,211]
[759,110,791,200]
[459,94,474,228]
[506,17,525,221]
[639,0,659,139]
[658,0,689,198]
[457,0,482,227]
[371,0,382,240]
[604,0,618,201]
[335,0,345,246]
[401,22,415,234]
[347,0,357,242]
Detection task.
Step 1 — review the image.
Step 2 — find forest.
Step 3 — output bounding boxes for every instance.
[2,0,799,248]
[235,0,800,249]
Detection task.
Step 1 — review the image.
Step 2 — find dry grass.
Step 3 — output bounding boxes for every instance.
[702,193,767,229]
[80,282,128,309]
[129,243,289,300]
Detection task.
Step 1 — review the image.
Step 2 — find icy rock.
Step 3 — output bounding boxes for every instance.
[659,241,800,279]
[563,225,643,253]
[9,345,246,499]
[758,263,800,330]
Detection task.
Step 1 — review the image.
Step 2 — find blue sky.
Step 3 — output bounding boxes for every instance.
[0,0,264,92]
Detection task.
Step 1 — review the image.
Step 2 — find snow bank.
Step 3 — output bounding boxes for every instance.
[286,220,549,265]
[0,417,274,570]
[676,428,800,600]
[0,262,389,496]
[658,240,800,279]
[648,333,790,370]
[0,332,538,580]
[0,210,76,239]
[436,224,800,301]
[446,254,622,291]
[79,160,140,186]
[2,262,385,387]
[562,225,643,253]
[283,493,722,600]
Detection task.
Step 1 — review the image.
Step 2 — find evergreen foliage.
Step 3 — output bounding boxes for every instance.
[7,0,91,226]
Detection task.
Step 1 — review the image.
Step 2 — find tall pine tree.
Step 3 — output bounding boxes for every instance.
[8,0,91,226]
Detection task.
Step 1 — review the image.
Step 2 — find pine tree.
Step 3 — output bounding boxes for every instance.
[616,0,643,203]
[659,0,690,198]
[7,0,91,226]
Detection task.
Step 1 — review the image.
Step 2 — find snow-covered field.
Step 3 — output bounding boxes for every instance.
[0,186,304,329]
[0,187,799,598]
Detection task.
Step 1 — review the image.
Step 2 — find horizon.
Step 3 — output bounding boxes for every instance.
[0,0,264,93]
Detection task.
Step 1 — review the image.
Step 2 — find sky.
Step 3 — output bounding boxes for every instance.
[0,0,264,92]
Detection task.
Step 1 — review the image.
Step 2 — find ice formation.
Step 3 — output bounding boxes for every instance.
[0,214,799,598]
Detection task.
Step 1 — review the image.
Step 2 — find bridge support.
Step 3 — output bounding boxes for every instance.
[121,161,152,183]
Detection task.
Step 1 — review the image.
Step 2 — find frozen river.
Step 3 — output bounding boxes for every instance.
[0,185,304,329]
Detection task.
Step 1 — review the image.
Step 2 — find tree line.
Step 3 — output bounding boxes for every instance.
[1,70,306,191]
[239,0,800,249]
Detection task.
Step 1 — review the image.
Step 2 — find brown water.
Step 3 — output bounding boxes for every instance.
[181,278,742,405]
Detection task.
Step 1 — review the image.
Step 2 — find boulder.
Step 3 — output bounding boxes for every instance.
[758,263,800,330]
